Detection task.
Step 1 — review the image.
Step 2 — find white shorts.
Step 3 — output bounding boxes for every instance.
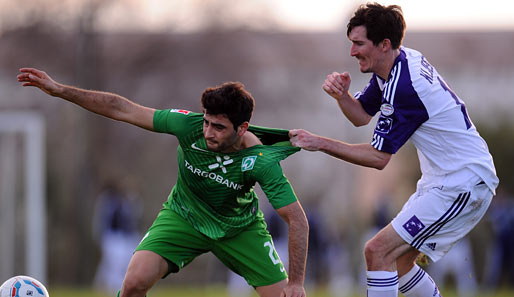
[391,181,493,262]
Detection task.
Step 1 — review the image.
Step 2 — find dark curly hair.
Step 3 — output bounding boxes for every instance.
[201,82,254,130]
[347,2,406,49]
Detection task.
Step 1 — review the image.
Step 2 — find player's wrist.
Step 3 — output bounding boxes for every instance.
[316,136,330,152]
[53,83,68,98]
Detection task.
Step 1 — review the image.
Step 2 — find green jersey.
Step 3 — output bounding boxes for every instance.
[153,109,300,240]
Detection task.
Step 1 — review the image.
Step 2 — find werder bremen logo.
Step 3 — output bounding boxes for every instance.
[208,155,233,174]
[241,156,257,172]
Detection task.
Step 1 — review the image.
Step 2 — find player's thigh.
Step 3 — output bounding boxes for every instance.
[212,217,287,288]
[136,208,211,276]
[391,183,492,262]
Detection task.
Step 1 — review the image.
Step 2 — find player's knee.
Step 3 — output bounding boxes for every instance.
[364,238,387,267]
[120,273,152,297]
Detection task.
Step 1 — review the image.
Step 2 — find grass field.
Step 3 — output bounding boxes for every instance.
[49,285,514,297]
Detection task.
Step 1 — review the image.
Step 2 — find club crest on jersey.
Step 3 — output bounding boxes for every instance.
[403,215,425,237]
[380,103,394,116]
[375,115,393,134]
[241,156,257,172]
[169,109,191,115]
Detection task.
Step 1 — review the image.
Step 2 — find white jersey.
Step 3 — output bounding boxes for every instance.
[355,47,498,193]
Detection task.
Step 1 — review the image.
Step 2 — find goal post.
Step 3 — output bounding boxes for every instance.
[0,111,46,284]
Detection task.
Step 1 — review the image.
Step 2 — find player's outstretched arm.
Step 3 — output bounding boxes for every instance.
[276,201,308,297]
[17,68,155,131]
[289,129,391,170]
[323,72,371,127]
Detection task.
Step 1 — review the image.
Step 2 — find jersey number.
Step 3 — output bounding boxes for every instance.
[437,77,472,129]
[264,241,281,265]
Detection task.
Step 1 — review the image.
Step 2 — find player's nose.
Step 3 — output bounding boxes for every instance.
[203,125,215,138]
[350,44,359,57]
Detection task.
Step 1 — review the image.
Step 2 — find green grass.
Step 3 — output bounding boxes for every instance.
[48,285,514,297]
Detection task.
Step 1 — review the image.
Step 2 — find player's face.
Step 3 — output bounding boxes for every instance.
[203,113,240,152]
[349,26,383,74]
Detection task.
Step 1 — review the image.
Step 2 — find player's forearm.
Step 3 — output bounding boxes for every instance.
[56,84,134,121]
[286,216,309,286]
[336,94,372,127]
[319,138,390,170]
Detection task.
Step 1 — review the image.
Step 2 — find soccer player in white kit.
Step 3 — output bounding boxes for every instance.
[289,3,498,297]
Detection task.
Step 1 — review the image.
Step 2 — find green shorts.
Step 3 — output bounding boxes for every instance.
[136,207,287,287]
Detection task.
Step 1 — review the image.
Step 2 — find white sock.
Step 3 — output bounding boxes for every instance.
[367,270,398,297]
[398,264,442,297]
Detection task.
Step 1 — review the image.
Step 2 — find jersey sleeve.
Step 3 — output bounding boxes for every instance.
[369,62,429,154]
[153,109,200,137]
[255,162,298,210]
[355,75,383,116]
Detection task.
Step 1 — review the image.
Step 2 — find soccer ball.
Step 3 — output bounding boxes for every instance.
[0,276,49,297]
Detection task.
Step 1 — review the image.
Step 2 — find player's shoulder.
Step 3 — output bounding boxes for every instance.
[154,108,202,121]
[158,108,203,124]
[166,109,202,118]
[242,124,299,168]
[153,108,203,134]
[400,47,439,93]
[244,144,297,169]
[401,47,425,73]
[401,47,435,79]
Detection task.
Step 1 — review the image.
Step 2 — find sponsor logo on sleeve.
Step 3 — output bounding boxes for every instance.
[170,109,191,115]
[402,215,425,237]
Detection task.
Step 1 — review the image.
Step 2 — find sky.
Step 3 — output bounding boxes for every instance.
[0,0,512,33]
[274,0,514,32]
[91,0,514,33]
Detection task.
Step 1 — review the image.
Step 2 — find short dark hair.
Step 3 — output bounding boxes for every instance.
[347,2,406,49]
[201,82,255,130]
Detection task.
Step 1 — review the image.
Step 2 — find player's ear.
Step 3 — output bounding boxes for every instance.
[380,39,392,51]
[237,121,249,136]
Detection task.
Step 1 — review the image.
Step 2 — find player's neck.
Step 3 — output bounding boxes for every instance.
[222,131,261,153]
[376,48,401,81]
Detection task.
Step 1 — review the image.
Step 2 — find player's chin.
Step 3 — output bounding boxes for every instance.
[358,61,371,73]
[206,143,221,152]
[360,65,371,73]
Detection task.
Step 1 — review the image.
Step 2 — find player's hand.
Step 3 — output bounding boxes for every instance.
[322,71,351,99]
[280,283,306,297]
[289,129,321,152]
[17,68,61,96]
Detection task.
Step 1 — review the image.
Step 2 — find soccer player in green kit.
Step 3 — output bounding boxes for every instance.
[18,68,309,297]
